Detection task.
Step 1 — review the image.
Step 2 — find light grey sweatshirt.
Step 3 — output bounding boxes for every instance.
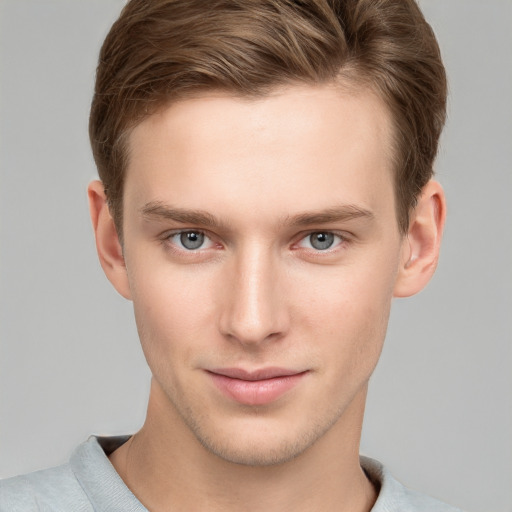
[0,436,464,511]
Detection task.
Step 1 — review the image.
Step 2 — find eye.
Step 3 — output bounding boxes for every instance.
[169,230,214,251]
[298,232,343,251]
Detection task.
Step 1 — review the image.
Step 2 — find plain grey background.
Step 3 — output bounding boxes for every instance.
[1,1,510,511]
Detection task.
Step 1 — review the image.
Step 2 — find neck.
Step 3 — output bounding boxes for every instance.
[110,380,376,512]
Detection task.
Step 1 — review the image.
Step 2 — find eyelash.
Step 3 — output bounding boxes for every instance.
[161,230,218,253]
[160,230,349,255]
[295,231,346,252]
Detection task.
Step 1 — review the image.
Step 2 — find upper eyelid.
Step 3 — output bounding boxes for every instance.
[162,228,210,239]
[299,231,343,241]
[294,229,348,242]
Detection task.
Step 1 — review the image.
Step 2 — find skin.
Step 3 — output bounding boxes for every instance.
[89,83,445,512]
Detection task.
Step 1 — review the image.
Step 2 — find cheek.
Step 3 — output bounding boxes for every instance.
[293,255,396,324]
[128,261,218,372]
[289,253,398,368]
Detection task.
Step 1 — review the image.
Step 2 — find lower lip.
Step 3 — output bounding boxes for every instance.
[208,372,307,406]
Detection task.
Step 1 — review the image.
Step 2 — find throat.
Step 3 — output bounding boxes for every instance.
[108,428,377,512]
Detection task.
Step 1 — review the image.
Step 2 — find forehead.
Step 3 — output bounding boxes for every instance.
[124,84,396,225]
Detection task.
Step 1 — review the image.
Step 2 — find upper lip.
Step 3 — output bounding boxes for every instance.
[208,367,306,381]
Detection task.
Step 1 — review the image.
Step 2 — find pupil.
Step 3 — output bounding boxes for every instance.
[311,232,334,250]
[180,231,204,249]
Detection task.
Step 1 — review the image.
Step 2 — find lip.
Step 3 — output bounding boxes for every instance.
[207,367,308,405]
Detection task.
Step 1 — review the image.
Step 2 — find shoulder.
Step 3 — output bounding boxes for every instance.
[361,456,465,512]
[0,436,145,512]
[0,463,92,512]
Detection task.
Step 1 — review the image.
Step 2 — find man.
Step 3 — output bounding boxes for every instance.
[0,0,464,510]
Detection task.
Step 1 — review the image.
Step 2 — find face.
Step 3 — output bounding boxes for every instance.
[120,84,406,466]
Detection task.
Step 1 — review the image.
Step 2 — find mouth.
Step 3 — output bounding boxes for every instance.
[206,367,308,406]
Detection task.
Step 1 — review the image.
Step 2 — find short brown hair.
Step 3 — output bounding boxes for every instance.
[89,0,447,235]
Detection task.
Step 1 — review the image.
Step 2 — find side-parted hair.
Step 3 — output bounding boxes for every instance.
[89,0,447,235]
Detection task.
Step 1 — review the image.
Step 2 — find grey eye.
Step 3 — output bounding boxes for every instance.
[179,231,205,250]
[309,232,335,250]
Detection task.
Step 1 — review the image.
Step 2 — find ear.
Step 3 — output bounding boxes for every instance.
[88,180,132,300]
[393,180,446,298]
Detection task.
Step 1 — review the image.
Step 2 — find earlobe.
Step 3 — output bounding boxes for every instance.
[393,180,446,298]
[87,180,132,300]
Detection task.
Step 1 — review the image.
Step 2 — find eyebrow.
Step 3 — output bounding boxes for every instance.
[140,201,374,229]
[285,204,374,226]
[141,202,223,229]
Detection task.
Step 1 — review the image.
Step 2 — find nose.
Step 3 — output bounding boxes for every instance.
[218,244,289,348]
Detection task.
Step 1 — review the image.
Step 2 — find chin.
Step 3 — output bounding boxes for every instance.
[196,432,316,467]
[183,410,342,467]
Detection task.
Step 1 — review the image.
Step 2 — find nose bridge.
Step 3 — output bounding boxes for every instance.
[220,241,287,345]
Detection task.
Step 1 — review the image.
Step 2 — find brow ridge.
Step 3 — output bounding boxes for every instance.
[140,202,220,228]
[285,204,374,226]
[140,201,374,229]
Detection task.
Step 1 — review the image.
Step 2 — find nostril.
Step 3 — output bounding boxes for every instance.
[219,300,289,346]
